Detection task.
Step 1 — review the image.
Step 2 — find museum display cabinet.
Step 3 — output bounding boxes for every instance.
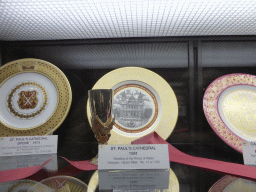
[0,36,256,192]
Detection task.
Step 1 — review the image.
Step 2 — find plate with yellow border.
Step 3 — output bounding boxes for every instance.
[209,175,256,192]
[39,176,87,192]
[0,58,72,136]
[87,67,178,144]
[87,170,179,192]
[203,73,256,152]
[6,179,51,192]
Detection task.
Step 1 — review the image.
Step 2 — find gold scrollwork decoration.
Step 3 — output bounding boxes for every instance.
[7,82,48,119]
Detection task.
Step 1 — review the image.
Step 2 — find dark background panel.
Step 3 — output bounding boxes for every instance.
[1,37,256,192]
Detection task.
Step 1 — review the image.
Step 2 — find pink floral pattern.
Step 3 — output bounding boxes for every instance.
[203,73,256,152]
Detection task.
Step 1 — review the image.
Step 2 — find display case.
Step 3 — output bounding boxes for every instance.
[1,36,256,191]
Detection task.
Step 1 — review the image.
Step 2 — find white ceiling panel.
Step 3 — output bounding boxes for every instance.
[0,0,255,41]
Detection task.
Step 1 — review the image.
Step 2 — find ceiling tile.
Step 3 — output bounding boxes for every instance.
[0,0,255,41]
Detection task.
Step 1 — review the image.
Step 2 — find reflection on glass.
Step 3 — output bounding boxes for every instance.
[88,169,179,192]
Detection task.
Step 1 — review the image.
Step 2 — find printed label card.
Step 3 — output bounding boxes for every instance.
[98,144,170,170]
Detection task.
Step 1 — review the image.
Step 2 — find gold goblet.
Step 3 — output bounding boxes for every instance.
[88,89,115,164]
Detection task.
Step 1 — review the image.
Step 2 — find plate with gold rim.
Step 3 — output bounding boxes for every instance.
[209,175,256,192]
[39,176,87,192]
[203,73,256,152]
[0,58,72,136]
[86,67,178,144]
[2,179,49,192]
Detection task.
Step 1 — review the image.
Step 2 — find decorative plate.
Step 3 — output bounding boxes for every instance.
[203,73,256,152]
[0,58,72,136]
[6,179,49,192]
[87,67,178,144]
[39,176,87,192]
[87,170,179,192]
[209,175,256,192]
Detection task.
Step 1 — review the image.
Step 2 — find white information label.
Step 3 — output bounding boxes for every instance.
[0,136,58,156]
[98,144,170,170]
[242,141,256,166]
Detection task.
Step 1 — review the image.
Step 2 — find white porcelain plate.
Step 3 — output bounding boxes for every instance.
[0,58,72,136]
[87,67,178,144]
[0,73,58,129]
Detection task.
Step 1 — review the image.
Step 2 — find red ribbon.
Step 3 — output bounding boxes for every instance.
[61,157,98,171]
[0,158,97,183]
[132,132,256,181]
[1,131,256,183]
[0,158,54,183]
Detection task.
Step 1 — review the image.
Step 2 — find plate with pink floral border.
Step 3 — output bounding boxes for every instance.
[209,175,256,192]
[203,73,256,152]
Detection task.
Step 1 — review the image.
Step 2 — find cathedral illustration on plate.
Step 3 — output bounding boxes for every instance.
[113,89,153,129]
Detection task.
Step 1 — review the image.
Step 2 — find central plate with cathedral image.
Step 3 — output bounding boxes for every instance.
[87,67,178,144]
[112,81,161,134]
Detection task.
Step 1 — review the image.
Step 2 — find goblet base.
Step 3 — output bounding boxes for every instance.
[90,154,98,165]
